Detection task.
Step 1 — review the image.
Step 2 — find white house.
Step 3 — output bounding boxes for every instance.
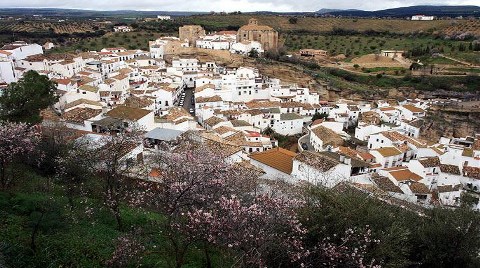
[230,41,263,55]
[292,151,352,187]
[370,147,403,168]
[93,106,155,132]
[249,147,296,182]
[310,125,344,152]
[411,15,434,21]
[114,26,132,32]
[272,113,303,136]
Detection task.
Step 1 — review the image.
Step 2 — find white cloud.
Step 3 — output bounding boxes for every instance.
[0,0,478,12]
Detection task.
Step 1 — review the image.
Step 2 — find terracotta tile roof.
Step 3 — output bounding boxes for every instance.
[463,166,480,180]
[375,147,402,157]
[280,101,313,109]
[395,143,409,153]
[294,151,341,172]
[195,83,215,93]
[161,107,192,122]
[231,119,251,127]
[389,169,423,182]
[383,166,407,171]
[437,184,462,193]
[403,104,425,113]
[311,126,344,148]
[280,113,303,120]
[54,78,73,85]
[418,157,441,168]
[196,95,223,103]
[359,111,381,125]
[250,147,297,174]
[381,131,426,148]
[204,139,243,157]
[409,182,430,194]
[244,109,263,116]
[64,99,102,110]
[358,151,375,161]
[408,118,425,128]
[204,116,225,127]
[79,85,99,93]
[104,78,116,85]
[106,106,151,121]
[440,164,461,175]
[224,132,262,147]
[311,119,325,127]
[372,174,403,193]
[213,126,237,135]
[232,160,265,177]
[124,95,154,109]
[379,107,396,112]
[118,68,133,74]
[239,23,275,32]
[62,107,101,123]
[245,101,280,109]
[112,74,128,81]
[338,146,364,160]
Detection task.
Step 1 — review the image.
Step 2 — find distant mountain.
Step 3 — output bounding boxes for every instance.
[319,5,480,18]
[316,8,362,14]
[0,8,207,18]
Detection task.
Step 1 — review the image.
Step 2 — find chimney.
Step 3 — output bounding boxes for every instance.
[344,158,352,165]
[339,155,345,163]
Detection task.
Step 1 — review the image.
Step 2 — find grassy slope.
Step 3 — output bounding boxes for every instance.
[0,167,230,267]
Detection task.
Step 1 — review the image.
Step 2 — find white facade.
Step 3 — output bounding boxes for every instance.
[114,26,132,32]
[292,158,351,188]
[411,15,434,21]
[230,41,263,55]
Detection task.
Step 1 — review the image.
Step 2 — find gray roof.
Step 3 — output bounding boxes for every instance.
[145,128,185,141]
[318,151,370,168]
[262,107,280,114]
[280,113,303,120]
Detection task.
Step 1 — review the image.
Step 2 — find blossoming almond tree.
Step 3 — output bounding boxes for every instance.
[56,125,145,230]
[0,121,40,189]
[129,135,307,267]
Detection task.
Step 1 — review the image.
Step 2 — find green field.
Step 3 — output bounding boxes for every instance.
[282,34,479,63]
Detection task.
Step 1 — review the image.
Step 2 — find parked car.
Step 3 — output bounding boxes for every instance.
[301,143,308,150]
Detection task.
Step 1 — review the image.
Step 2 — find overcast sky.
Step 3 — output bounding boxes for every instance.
[0,0,478,12]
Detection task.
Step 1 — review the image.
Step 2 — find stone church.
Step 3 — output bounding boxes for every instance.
[237,18,278,51]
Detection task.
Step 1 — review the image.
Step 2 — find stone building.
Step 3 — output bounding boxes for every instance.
[237,18,278,51]
[179,25,206,46]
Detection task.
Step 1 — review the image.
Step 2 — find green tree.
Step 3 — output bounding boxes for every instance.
[0,71,58,124]
[288,17,298,24]
[248,49,259,58]
[311,112,328,121]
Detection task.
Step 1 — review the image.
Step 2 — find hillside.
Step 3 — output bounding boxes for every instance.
[183,14,480,36]
[323,5,480,18]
